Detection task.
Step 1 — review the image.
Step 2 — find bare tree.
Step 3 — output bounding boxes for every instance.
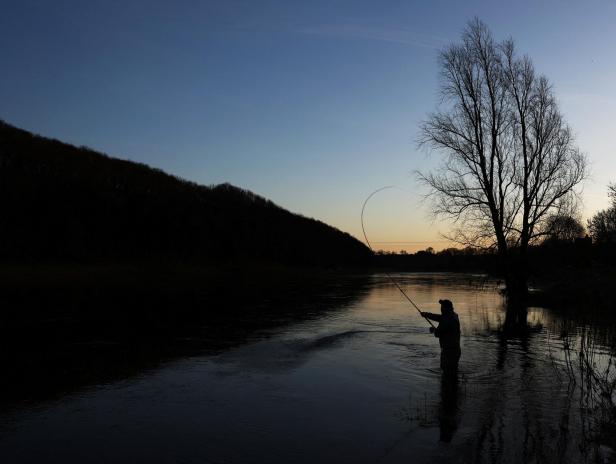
[418,19,586,295]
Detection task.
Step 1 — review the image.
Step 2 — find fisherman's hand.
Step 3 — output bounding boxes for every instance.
[429,327,435,333]
[420,312,428,318]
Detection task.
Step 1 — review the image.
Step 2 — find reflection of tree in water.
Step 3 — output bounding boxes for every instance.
[495,304,537,370]
[471,303,615,463]
[397,301,615,462]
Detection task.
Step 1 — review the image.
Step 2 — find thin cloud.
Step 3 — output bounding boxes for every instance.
[300,24,448,49]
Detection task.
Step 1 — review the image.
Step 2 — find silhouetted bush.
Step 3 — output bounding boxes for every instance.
[588,184,616,243]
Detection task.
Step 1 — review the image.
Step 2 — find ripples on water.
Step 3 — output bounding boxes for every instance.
[1,273,614,463]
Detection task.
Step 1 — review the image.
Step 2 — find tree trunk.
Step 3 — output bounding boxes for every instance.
[504,252,529,304]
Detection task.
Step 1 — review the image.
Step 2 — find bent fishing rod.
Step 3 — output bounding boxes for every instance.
[361,186,435,329]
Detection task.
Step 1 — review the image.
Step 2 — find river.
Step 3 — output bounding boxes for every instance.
[1,273,614,463]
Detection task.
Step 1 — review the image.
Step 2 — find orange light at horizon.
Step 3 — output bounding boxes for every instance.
[368,240,460,254]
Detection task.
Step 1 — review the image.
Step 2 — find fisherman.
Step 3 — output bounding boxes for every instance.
[421,299,461,372]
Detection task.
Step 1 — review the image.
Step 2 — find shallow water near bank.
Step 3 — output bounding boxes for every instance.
[1,273,614,463]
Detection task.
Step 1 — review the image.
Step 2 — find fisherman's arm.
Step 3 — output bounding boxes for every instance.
[420,312,442,322]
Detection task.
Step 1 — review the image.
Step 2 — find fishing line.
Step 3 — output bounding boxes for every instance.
[361,186,435,329]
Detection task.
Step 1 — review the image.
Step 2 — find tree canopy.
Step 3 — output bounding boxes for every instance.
[419,19,586,267]
[588,184,616,243]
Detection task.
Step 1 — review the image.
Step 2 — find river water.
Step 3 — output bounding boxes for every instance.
[1,273,614,463]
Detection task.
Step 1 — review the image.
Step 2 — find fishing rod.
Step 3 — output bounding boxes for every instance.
[361,186,436,329]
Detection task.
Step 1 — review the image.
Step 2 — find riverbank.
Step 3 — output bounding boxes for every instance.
[530,264,616,316]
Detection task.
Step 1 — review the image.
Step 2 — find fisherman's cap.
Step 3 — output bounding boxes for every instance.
[438,299,454,311]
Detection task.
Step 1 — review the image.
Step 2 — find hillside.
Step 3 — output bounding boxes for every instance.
[0,121,371,267]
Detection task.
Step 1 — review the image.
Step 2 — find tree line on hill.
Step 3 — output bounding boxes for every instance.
[0,121,371,267]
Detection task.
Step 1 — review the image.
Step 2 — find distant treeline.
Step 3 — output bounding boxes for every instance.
[374,247,496,272]
[0,121,371,267]
[374,236,615,274]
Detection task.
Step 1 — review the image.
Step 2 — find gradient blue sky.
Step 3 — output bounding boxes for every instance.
[2,1,615,251]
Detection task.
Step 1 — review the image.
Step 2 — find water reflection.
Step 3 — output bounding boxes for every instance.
[438,368,459,443]
[495,306,537,370]
[0,273,614,464]
[0,273,372,407]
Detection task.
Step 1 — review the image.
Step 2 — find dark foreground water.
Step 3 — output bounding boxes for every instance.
[1,273,615,463]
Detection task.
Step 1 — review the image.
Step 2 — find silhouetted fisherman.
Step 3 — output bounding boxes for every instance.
[421,299,461,372]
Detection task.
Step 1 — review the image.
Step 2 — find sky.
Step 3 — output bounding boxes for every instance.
[2,1,615,252]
